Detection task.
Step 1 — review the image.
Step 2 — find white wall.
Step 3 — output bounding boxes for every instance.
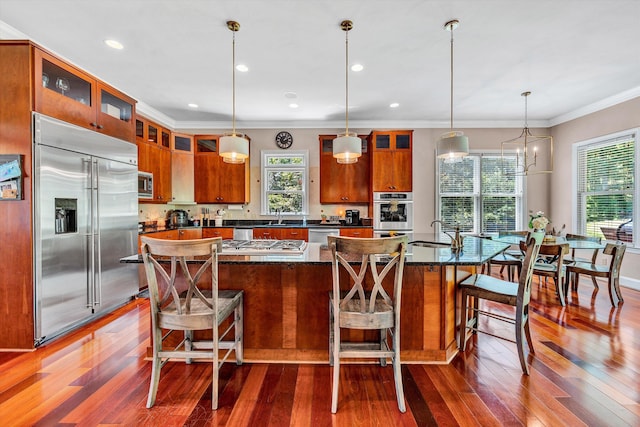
[551,96,640,290]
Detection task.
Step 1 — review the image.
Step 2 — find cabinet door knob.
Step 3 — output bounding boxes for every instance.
[97,124,104,130]
[89,122,97,127]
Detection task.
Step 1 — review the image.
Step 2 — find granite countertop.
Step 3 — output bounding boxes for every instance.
[125,233,508,266]
[139,220,372,234]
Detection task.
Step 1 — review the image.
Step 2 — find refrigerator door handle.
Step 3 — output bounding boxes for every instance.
[82,158,95,308]
[94,159,102,307]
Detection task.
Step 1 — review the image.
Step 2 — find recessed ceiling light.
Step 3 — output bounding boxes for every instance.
[236,64,248,72]
[390,103,399,108]
[289,103,299,109]
[104,39,124,50]
[351,64,363,72]
[188,103,199,108]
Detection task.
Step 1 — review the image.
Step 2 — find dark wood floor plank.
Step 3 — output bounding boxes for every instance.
[0,276,639,425]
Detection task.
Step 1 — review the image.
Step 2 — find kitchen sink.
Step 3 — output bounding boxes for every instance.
[409,240,451,248]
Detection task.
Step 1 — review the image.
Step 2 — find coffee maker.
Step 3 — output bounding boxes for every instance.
[345,209,360,225]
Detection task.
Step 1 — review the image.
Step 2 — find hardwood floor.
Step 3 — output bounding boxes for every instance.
[1,273,639,426]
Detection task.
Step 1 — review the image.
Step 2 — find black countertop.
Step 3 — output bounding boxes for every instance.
[124,233,508,267]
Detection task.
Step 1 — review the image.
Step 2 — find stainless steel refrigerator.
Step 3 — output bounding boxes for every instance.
[33,113,138,345]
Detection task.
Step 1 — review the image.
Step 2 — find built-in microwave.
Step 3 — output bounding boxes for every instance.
[138,171,153,199]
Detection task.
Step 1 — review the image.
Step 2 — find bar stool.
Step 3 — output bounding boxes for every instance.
[141,236,244,409]
[328,235,407,413]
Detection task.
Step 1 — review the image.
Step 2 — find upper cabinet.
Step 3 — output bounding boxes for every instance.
[34,48,136,142]
[171,133,195,204]
[136,115,172,203]
[194,135,250,204]
[319,135,370,204]
[370,130,413,192]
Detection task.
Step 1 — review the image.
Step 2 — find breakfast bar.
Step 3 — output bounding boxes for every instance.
[127,234,508,363]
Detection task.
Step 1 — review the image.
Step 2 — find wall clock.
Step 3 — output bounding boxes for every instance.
[275,131,293,149]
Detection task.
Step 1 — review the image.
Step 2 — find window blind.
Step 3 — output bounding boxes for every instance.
[576,132,635,244]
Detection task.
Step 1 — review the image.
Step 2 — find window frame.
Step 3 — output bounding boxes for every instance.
[572,128,638,248]
[260,149,309,216]
[435,151,526,235]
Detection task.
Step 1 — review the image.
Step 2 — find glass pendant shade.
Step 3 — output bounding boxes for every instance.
[437,131,469,159]
[333,133,361,164]
[219,133,249,164]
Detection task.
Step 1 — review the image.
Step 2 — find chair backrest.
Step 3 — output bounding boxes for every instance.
[537,242,570,263]
[141,237,222,319]
[517,237,542,307]
[604,242,626,276]
[328,235,407,315]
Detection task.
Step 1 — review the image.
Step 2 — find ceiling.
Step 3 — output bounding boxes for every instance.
[1,0,640,130]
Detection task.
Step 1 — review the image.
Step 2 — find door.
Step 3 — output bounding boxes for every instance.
[35,145,92,342]
[95,158,138,313]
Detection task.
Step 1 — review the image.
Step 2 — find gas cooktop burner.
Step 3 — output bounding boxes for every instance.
[220,239,307,254]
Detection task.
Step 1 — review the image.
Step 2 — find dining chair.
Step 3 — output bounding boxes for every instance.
[328,235,407,413]
[488,231,528,281]
[531,243,570,306]
[563,233,602,288]
[141,236,244,410]
[459,236,541,375]
[565,242,626,307]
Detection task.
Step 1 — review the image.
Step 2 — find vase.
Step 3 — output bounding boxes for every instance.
[531,229,545,244]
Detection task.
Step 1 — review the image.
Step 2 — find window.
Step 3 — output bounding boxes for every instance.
[574,130,637,246]
[261,150,309,215]
[437,153,524,234]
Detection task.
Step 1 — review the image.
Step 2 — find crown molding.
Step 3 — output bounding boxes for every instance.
[549,86,640,126]
[135,102,177,129]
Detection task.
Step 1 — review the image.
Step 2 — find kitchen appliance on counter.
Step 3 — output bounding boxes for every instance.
[345,209,360,225]
[33,113,138,346]
[167,209,189,227]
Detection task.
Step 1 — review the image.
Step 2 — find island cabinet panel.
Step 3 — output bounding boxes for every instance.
[370,130,413,192]
[319,135,370,204]
[150,259,469,363]
[194,135,250,204]
[202,227,234,239]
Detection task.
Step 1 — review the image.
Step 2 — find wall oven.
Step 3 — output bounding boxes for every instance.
[373,192,413,232]
[138,171,153,199]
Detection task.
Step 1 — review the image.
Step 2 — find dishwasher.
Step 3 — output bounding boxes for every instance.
[308,228,340,247]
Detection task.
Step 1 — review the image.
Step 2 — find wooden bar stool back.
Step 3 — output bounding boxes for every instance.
[532,243,570,306]
[328,235,407,413]
[141,236,244,409]
[459,236,541,375]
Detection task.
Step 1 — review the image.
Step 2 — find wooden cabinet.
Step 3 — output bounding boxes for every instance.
[171,133,194,203]
[137,229,179,253]
[319,135,370,203]
[252,227,309,241]
[136,115,172,203]
[178,228,202,240]
[370,130,413,192]
[202,228,235,239]
[339,228,373,238]
[35,48,136,142]
[194,135,250,204]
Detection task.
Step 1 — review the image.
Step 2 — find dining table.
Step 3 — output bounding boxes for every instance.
[491,234,605,250]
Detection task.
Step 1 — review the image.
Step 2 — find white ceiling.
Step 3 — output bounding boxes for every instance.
[1,0,640,130]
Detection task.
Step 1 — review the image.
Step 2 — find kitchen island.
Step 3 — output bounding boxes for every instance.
[125,234,508,363]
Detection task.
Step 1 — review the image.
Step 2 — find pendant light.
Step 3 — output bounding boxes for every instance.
[436,19,469,160]
[333,19,362,165]
[501,91,553,175]
[219,20,249,164]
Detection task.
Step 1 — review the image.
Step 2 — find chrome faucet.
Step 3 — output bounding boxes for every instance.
[431,220,463,250]
[276,208,283,225]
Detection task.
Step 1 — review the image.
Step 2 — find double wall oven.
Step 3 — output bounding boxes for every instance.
[373,192,413,239]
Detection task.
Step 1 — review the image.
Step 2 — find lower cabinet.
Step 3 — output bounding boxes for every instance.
[178,228,202,240]
[202,227,234,239]
[340,228,373,238]
[252,228,309,241]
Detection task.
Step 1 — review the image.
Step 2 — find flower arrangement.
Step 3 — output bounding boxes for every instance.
[529,211,550,230]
